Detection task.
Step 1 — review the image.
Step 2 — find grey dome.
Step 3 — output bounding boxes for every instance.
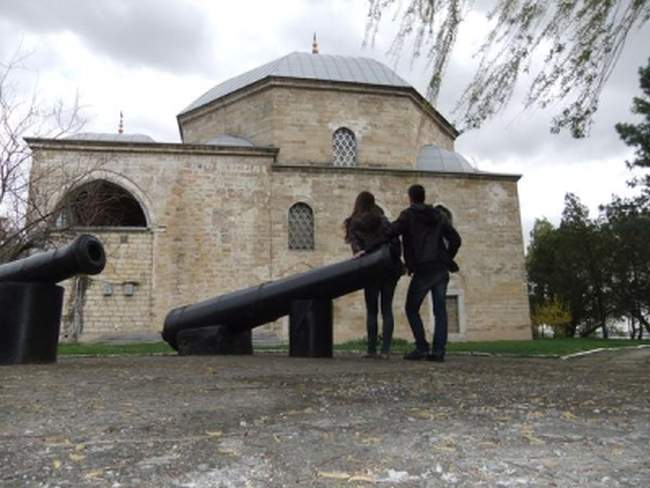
[416,145,477,173]
[205,134,255,147]
[180,52,410,115]
[65,133,155,143]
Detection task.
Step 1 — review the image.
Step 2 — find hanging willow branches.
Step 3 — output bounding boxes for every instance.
[365,0,650,137]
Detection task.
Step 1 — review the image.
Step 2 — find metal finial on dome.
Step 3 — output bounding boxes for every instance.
[312,33,319,54]
[118,111,124,134]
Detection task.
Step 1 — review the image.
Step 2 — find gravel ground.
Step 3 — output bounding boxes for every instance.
[1,348,649,487]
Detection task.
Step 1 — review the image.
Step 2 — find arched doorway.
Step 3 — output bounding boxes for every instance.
[56,179,153,342]
[57,180,147,228]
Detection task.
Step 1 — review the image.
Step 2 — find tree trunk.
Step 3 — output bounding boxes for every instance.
[629,316,637,340]
[632,309,650,334]
[580,321,601,337]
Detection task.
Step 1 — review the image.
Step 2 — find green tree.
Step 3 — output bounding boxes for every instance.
[526,215,586,337]
[365,0,650,137]
[559,194,616,338]
[615,57,650,194]
[602,196,650,337]
[526,194,617,338]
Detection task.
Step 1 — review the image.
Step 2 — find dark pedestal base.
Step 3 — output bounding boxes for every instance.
[289,298,333,358]
[177,326,253,355]
[0,282,64,365]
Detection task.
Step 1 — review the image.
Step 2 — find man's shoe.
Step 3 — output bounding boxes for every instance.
[403,349,428,361]
[362,352,378,359]
[427,352,445,362]
[378,352,390,360]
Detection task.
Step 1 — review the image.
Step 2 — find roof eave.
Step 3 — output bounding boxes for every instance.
[272,163,521,181]
[24,137,279,158]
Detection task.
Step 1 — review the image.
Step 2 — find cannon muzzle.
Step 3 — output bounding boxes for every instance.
[0,234,106,284]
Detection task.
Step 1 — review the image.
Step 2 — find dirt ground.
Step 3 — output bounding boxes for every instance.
[1,349,649,487]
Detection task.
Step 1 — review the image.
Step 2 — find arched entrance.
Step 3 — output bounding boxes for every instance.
[57,180,148,228]
[56,179,153,342]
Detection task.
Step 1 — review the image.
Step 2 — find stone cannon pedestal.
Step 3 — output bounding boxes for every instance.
[0,282,64,365]
[289,298,333,358]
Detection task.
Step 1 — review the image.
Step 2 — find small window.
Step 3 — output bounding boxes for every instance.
[332,127,357,166]
[288,203,314,250]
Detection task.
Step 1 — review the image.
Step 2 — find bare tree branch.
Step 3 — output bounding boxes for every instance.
[0,49,111,263]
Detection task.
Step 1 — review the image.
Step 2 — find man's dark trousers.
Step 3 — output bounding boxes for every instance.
[405,264,450,354]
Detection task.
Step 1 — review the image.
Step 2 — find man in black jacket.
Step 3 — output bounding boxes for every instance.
[390,185,461,361]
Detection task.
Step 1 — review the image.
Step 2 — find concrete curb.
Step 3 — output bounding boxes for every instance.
[560,344,650,360]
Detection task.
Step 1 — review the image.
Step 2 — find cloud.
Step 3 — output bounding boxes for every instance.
[0,0,214,73]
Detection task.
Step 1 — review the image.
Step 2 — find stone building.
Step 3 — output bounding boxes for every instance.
[26,50,531,344]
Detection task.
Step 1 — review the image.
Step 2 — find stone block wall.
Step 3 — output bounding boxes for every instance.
[180,89,274,146]
[268,85,454,168]
[269,166,531,343]
[28,137,530,345]
[178,82,455,170]
[60,230,154,341]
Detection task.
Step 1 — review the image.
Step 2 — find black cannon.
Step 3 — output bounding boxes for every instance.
[0,235,106,365]
[163,245,395,357]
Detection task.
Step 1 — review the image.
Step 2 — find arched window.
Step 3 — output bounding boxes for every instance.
[288,203,314,250]
[332,127,357,166]
[57,180,147,228]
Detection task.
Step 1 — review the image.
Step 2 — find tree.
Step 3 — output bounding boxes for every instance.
[602,196,650,337]
[526,216,584,337]
[558,193,616,338]
[526,195,619,338]
[0,50,105,263]
[365,0,650,137]
[615,57,650,194]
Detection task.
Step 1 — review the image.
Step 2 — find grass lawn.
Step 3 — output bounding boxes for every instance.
[58,342,174,356]
[58,337,650,358]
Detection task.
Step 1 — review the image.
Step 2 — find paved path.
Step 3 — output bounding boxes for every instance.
[1,349,649,487]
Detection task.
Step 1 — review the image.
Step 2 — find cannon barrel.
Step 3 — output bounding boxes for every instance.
[0,234,106,364]
[0,234,106,284]
[163,245,394,349]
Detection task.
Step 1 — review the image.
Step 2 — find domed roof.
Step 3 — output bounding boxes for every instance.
[180,52,411,115]
[205,134,255,147]
[64,133,155,143]
[416,145,477,173]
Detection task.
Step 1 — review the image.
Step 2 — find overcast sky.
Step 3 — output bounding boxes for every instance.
[1,0,648,245]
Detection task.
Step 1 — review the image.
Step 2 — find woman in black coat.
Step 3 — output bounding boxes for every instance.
[344,191,403,358]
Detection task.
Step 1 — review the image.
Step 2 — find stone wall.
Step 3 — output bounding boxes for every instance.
[28,142,278,341]
[269,166,531,343]
[28,136,530,345]
[178,82,455,170]
[180,89,274,146]
[60,230,154,341]
[268,85,454,168]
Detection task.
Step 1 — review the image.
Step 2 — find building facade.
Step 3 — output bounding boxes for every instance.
[27,51,531,344]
